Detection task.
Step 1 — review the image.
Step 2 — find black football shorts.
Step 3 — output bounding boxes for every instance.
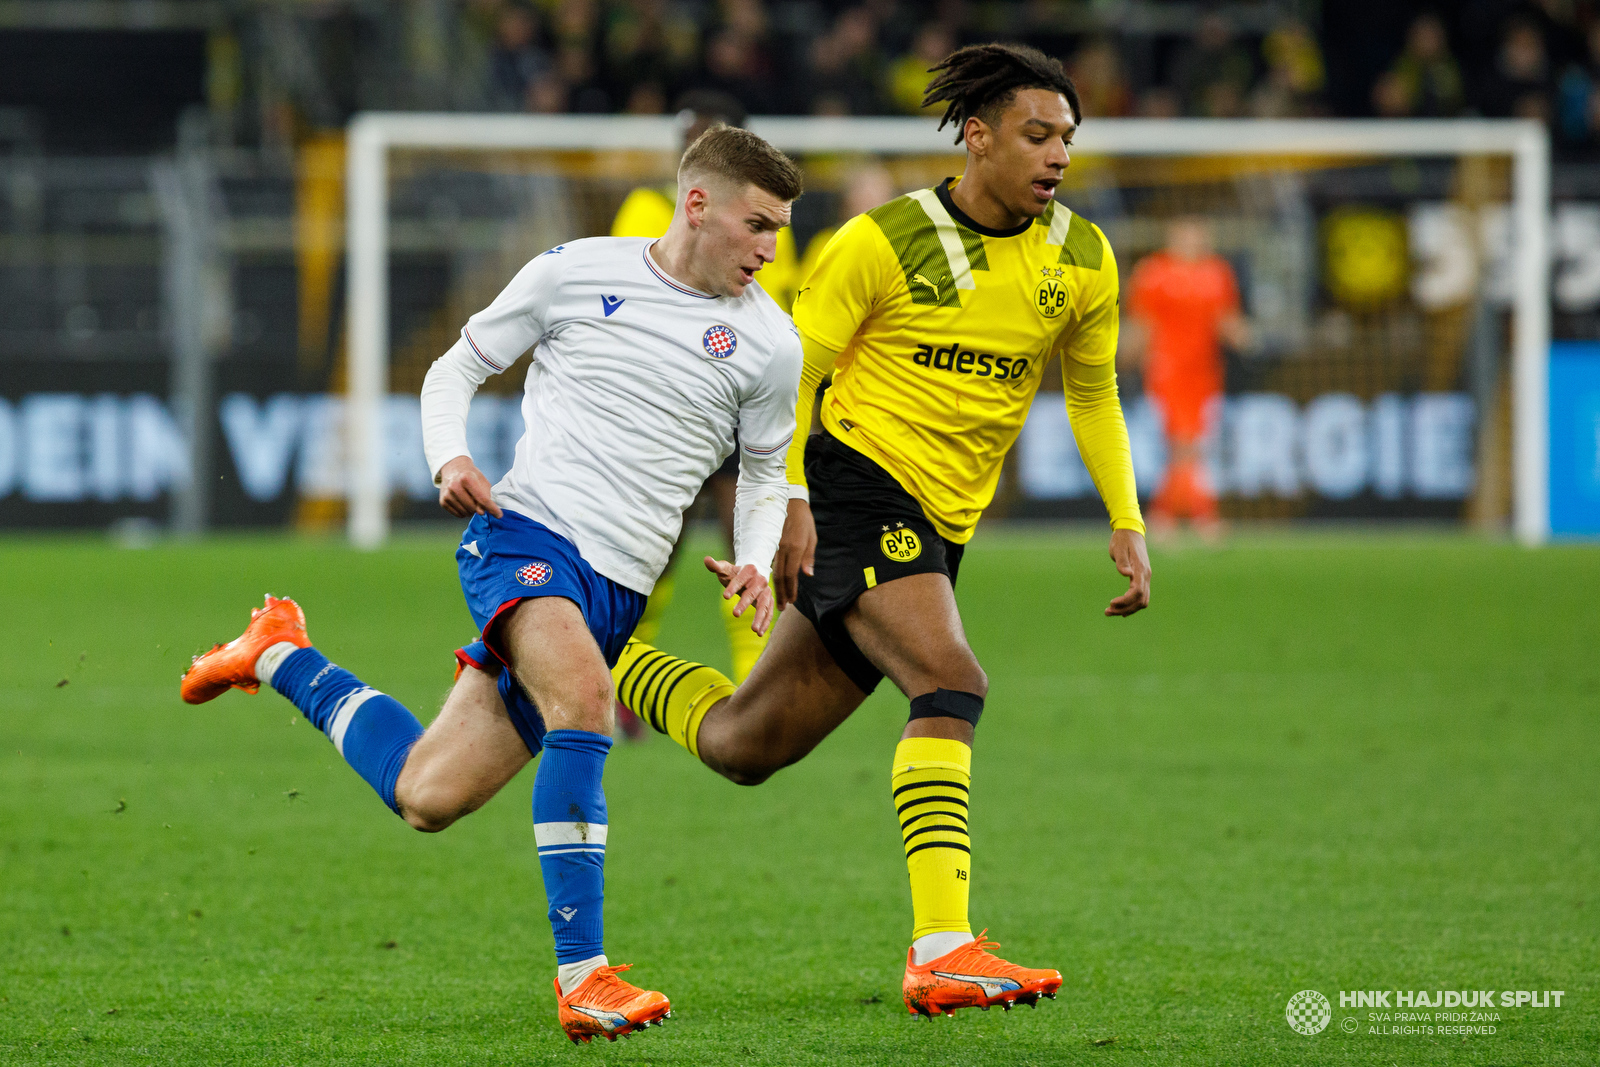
[792,430,964,694]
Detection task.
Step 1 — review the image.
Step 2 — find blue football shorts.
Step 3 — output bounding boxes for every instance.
[453,509,647,755]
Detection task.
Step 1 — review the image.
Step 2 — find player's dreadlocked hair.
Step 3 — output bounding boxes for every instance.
[923,42,1081,144]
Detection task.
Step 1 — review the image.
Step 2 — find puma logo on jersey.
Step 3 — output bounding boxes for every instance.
[932,970,1024,998]
[911,273,942,300]
[600,295,625,317]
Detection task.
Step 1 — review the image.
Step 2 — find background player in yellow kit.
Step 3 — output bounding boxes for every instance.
[794,160,896,285]
[611,43,1151,1017]
[611,90,800,688]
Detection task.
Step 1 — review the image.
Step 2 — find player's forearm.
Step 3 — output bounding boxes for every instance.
[733,459,790,574]
[421,338,492,483]
[1064,356,1145,534]
[784,335,839,500]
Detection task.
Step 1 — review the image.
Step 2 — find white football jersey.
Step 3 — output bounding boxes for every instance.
[421,236,802,595]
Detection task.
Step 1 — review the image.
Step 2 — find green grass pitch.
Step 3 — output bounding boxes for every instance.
[1,527,1596,1065]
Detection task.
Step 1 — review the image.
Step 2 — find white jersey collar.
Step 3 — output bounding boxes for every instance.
[642,243,718,300]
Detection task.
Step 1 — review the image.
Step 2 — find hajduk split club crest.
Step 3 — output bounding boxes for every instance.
[515,561,554,587]
[702,324,737,358]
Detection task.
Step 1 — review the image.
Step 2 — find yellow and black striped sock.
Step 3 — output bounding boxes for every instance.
[611,639,733,759]
[893,736,974,941]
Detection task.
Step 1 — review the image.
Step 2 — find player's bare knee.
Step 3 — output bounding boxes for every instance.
[711,716,801,786]
[717,744,786,786]
[722,764,774,787]
[940,649,987,697]
[402,804,457,834]
[539,671,614,734]
[403,810,443,832]
[398,787,466,833]
[577,672,615,733]
[702,734,775,785]
[394,759,477,833]
[917,657,985,700]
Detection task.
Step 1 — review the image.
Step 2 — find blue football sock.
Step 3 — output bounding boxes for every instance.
[533,729,612,964]
[268,646,424,815]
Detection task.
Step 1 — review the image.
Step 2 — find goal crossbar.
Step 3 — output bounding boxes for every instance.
[345,115,1551,546]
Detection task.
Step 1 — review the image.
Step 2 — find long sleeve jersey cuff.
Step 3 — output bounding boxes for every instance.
[422,336,494,483]
[1064,355,1144,535]
[734,478,789,574]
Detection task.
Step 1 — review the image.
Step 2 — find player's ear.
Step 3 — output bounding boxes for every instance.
[962,115,989,158]
[683,185,709,228]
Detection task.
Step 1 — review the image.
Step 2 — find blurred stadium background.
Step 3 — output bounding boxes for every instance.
[0,0,1597,539]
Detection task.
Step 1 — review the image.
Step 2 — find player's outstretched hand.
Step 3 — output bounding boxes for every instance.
[437,455,503,519]
[704,557,775,637]
[772,498,817,610]
[1106,528,1151,617]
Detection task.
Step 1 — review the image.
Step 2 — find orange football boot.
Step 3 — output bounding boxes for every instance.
[180,595,310,705]
[902,930,1062,1018]
[555,964,672,1043]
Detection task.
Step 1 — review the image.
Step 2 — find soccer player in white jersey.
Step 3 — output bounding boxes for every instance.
[179,126,804,1045]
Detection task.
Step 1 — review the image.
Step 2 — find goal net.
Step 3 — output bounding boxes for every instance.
[336,115,1550,546]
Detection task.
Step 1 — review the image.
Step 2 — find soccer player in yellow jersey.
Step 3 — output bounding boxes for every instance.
[612,43,1152,1018]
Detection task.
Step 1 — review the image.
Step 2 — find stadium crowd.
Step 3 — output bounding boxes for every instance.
[224,1,1600,155]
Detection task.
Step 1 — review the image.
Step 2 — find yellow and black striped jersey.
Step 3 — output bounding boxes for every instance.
[789,177,1142,541]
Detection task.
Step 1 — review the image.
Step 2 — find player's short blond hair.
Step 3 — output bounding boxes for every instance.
[678,125,803,203]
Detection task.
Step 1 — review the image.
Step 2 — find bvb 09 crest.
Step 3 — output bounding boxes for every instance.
[1034,270,1067,318]
[880,526,922,562]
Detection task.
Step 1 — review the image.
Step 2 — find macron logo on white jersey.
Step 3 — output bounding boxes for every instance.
[600,295,625,317]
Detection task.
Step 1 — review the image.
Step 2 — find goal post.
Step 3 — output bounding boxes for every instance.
[345,114,1550,548]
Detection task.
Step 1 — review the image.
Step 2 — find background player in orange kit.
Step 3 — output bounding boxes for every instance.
[1124,215,1249,538]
